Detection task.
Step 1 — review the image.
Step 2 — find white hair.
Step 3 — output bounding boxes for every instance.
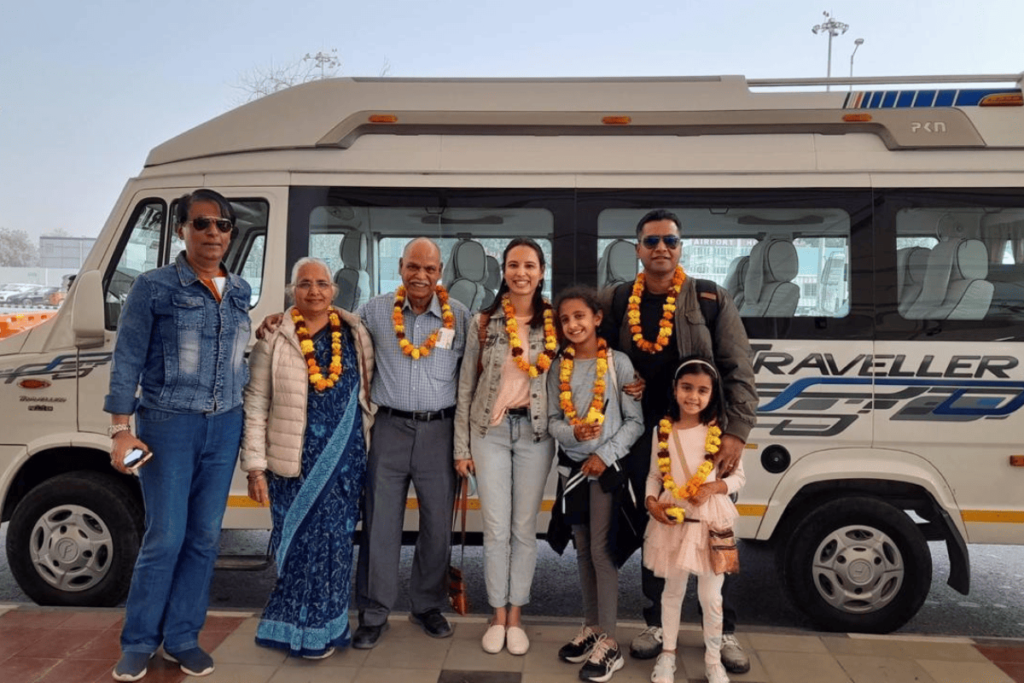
[287,257,337,296]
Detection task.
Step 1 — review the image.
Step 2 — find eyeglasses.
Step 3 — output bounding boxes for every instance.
[640,235,681,249]
[295,280,333,291]
[189,216,234,233]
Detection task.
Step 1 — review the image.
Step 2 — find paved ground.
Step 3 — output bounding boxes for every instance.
[1,604,1022,683]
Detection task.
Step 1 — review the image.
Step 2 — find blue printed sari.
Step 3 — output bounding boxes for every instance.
[255,325,366,657]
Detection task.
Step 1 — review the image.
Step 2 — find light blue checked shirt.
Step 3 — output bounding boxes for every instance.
[359,290,470,412]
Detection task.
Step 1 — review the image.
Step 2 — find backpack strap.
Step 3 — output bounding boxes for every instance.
[695,278,720,331]
[611,282,632,328]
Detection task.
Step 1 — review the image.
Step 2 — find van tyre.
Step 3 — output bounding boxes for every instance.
[781,496,931,634]
[6,471,143,607]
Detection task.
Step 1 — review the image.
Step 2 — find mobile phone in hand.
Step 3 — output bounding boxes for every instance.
[124,448,153,471]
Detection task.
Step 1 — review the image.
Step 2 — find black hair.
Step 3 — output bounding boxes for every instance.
[635,209,682,238]
[553,285,602,335]
[481,237,549,327]
[174,189,237,239]
[667,356,724,427]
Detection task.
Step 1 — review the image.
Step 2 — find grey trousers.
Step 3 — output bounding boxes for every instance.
[571,479,618,640]
[355,411,456,626]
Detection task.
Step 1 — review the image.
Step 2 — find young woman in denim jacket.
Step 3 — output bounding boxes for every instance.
[454,238,556,657]
[105,189,251,682]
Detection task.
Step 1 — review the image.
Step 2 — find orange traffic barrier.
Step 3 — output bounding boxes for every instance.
[0,311,55,340]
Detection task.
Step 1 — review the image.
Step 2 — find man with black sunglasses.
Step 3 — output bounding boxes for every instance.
[600,209,757,675]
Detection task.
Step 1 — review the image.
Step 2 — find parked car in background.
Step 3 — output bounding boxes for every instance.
[0,284,38,304]
[5,286,61,306]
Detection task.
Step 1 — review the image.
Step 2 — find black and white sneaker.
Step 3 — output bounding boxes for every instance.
[559,625,599,663]
[578,636,624,683]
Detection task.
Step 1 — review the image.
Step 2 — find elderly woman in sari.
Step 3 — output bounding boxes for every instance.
[241,257,374,659]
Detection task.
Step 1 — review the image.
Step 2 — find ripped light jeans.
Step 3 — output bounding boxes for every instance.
[471,413,554,608]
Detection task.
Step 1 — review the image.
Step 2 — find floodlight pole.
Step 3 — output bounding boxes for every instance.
[812,11,850,92]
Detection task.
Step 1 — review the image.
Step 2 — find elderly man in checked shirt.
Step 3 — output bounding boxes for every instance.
[352,237,470,648]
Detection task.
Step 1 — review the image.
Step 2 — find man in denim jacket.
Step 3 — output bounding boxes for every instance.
[106,189,251,682]
[600,209,757,675]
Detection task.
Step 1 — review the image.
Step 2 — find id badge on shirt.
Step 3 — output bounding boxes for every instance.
[436,326,455,350]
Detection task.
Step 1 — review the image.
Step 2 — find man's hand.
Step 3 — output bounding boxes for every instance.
[256,313,284,340]
[110,431,149,475]
[573,423,602,442]
[580,454,606,478]
[716,434,744,477]
[623,373,645,401]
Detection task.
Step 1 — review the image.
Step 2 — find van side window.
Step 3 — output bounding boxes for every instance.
[896,208,1024,321]
[104,200,165,329]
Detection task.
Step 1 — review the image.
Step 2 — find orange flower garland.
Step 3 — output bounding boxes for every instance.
[392,284,455,360]
[656,418,723,522]
[558,339,609,426]
[502,295,558,378]
[292,307,343,392]
[627,266,686,353]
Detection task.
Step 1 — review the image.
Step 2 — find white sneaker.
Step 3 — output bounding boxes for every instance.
[630,625,663,660]
[706,662,730,683]
[506,625,530,655]
[482,624,506,654]
[650,652,676,683]
[720,634,750,674]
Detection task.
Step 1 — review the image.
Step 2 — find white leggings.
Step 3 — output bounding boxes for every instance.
[661,571,725,668]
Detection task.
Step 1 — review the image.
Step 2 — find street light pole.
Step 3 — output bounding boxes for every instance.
[849,38,864,90]
[812,11,850,92]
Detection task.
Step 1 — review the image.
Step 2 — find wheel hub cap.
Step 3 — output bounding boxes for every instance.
[28,504,114,593]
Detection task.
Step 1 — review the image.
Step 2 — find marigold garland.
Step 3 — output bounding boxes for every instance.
[292,307,343,392]
[627,266,686,354]
[502,295,558,378]
[558,338,609,426]
[656,418,723,522]
[392,284,455,360]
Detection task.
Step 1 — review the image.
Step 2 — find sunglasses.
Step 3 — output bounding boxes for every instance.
[640,235,681,249]
[189,216,234,233]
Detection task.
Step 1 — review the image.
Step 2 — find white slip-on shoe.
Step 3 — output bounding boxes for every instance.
[506,625,530,655]
[482,624,506,654]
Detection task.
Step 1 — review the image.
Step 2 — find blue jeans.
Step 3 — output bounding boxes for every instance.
[120,406,243,654]
[472,414,554,608]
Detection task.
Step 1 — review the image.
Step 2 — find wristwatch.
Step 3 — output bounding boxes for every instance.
[107,424,131,438]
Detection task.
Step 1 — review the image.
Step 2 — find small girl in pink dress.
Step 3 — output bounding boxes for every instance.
[643,358,745,683]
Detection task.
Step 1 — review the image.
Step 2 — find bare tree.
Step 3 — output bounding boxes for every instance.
[233,49,393,104]
[234,49,342,103]
[0,228,40,267]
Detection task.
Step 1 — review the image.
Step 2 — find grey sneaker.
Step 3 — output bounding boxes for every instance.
[630,625,663,660]
[112,652,152,682]
[720,634,750,674]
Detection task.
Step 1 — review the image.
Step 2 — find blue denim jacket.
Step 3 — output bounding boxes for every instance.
[104,252,252,416]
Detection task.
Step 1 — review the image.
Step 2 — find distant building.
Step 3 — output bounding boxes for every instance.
[39,236,96,269]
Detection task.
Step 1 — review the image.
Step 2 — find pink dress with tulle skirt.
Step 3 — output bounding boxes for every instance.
[642,423,745,578]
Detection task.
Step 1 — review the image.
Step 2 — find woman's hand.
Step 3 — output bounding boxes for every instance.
[455,459,475,477]
[623,373,645,401]
[573,423,602,442]
[110,431,149,475]
[256,313,284,340]
[580,454,607,477]
[247,471,269,506]
[646,495,677,526]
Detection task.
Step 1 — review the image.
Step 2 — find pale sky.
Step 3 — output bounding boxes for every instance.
[2,0,1021,239]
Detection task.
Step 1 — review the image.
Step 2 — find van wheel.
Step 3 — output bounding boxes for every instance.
[781,496,932,633]
[6,471,143,607]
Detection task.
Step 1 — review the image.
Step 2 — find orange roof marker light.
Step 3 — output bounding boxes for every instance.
[843,113,873,123]
[368,114,399,123]
[601,116,632,125]
[980,93,1024,107]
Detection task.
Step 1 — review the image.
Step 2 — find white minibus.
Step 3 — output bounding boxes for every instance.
[2,72,1024,634]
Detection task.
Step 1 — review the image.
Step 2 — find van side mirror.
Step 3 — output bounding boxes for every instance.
[72,270,106,349]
